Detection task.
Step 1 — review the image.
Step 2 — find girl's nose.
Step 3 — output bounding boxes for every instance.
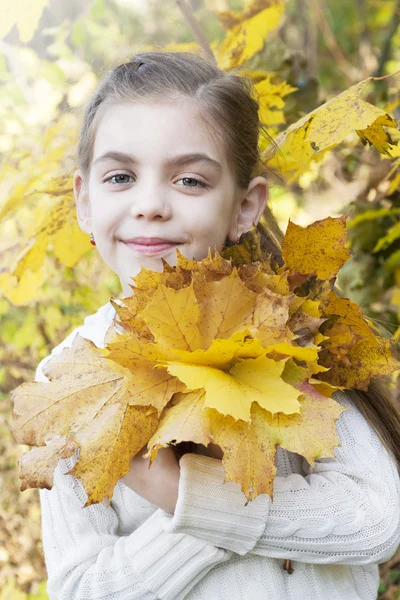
[130,187,172,221]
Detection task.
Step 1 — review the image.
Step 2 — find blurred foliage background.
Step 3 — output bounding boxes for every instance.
[0,0,400,597]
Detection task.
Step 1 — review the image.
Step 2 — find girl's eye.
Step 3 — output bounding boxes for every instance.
[103,174,208,189]
[104,173,134,185]
[177,177,208,189]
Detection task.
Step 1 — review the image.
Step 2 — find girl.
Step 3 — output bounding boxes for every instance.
[35,52,400,600]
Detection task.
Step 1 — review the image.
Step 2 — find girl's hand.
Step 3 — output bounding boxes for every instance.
[206,443,224,460]
[120,446,180,514]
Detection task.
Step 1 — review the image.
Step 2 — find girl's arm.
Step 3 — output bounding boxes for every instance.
[163,391,400,566]
[35,352,230,600]
[120,445,180,515]
[39,449,230,600]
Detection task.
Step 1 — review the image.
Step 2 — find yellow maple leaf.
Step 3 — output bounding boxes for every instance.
[281,215,352,280]
[70,402,157,508]
[250,287,294,345]
[215,2,284,70]
[316,291,400,390]
[147,389,345,500]
[264,78,399,181]
[254,74,297,127]
[163,348,302,422]
[236,69,296,128]
[18,436,79,492]
[321,292,376,341]
[319,338,399,390]
[265,342,319,362]
[146,390,212,463]
[99,334,186,413]
[10,335,160,506]
[220,227,264,265]
[287,298,326,346]
[357,114,399,155]
[141,281,202,351]
[217,0,282,29]
[109,297,153,340]
[210,394,346,500]
[168,329,264,369]
[195,269,259,348]
[240,264,291,296]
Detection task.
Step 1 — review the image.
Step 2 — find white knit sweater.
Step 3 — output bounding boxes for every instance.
[35,302,400,600]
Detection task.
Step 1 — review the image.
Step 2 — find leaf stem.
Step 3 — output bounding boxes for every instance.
[372,68,400,82]
[283,558,294,574]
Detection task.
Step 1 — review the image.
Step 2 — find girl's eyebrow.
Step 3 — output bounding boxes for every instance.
[93,150,222,171]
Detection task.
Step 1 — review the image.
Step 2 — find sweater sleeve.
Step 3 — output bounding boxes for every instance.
[35,330,230,600]
[163,391,400,565]
[39,453,231,600]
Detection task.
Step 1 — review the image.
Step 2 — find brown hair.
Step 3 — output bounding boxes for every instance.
[77,51,400,472]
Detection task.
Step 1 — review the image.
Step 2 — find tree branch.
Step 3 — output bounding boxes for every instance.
[356,0,370,45]
[175,0,216,63]
[355,0,377,77]
[374,0,400,77]
[309,0,360,83]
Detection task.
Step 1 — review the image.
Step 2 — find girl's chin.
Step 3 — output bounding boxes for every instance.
[120,254,176,290]
[139,250,178,269]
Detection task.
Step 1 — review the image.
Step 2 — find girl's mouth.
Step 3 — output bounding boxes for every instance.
[123,241,177,256]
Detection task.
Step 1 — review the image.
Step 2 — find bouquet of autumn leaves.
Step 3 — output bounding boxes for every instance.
[10,216,400,508]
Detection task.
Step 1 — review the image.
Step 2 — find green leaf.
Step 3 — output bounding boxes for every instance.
[91,0,107,20]
[39,61,66,86]
[377,581,387,594]
[385,249,400,271]
[373,221,400,252]
[348,207,400,227]
[71,21,86,47]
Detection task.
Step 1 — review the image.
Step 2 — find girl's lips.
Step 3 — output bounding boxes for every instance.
[123,241,178,256]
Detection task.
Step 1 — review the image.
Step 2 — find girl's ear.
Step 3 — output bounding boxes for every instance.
[73,170,92,234]
[229,176,269,240]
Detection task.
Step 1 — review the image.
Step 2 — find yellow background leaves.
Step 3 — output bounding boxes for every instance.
[215,1,284,70]
[1,0,49,43]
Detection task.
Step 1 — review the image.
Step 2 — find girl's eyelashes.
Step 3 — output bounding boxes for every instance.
[177,177,209,189]
[104,173,134,185]
[103,173,209,189]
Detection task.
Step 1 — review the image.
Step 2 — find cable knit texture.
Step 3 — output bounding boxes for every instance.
[36,301,400,599]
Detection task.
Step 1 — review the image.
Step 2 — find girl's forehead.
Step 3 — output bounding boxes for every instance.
[92,100,227,165]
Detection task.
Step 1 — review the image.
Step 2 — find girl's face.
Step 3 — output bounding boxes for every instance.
[74,99,268,296]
